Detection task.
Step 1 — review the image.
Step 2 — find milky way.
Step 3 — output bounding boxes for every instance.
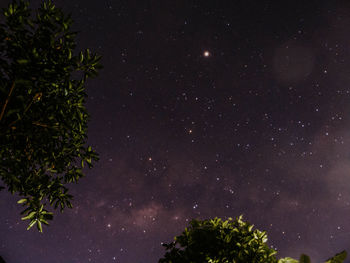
[1,1,350,262]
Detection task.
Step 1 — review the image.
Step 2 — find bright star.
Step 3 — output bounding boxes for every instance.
[203,51,210,57]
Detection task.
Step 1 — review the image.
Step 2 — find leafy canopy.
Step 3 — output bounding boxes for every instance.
[159,216,347,263]
[0,0,102,232]
[159,216,277,263]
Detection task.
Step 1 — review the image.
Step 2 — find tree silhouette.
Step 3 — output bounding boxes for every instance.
[159,216,347,263]
[0,0,102,232]
[159,216,277,263]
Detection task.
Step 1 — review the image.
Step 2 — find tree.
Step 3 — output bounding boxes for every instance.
[279,251,347,263]
[159,216,278,263]
[0,0,102,232]
[159,216,347,263]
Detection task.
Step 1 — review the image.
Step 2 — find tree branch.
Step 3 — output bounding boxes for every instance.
[8,93,42,128]
[0,81,15,122]
[32,121,49,128]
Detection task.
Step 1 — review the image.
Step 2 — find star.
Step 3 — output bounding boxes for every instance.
[203,51,210,57]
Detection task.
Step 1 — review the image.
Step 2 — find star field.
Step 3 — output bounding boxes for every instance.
[1,0,350,262]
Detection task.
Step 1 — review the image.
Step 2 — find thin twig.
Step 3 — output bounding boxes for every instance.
[23,100,33,114]
[32,121,49,128]
[8,93,42,128]
[24,92,42,114]
[0,81,15,122]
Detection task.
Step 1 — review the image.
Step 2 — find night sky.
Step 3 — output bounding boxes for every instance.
[1,0,350,262]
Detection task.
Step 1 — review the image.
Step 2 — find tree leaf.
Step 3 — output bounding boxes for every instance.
[325,251,347,263]
[17,199,27,204]
[299,254,311,263]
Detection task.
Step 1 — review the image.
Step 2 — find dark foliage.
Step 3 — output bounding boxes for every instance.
[159,216,347,263]
[0,0,102,232]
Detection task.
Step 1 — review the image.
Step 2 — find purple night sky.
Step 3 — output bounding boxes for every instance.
[1,0,350,262]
